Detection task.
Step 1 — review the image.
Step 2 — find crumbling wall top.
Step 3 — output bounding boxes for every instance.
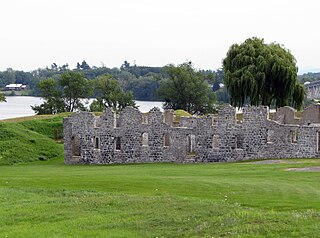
[217,104,236,125]
[302,104,320,125]
[66,103,320,130]
[273,106,298,124]
[243,105,269,122]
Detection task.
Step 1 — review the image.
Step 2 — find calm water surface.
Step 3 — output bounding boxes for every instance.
[0,96,163,120]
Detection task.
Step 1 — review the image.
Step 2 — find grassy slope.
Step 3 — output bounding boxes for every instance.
[17,114,66,139]
[0,115,65,164]
[0,115,319,237]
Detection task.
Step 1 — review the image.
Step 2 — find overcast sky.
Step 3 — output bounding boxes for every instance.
[0,0,319,73]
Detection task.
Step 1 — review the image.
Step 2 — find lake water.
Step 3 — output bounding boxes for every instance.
[0,96,163,120]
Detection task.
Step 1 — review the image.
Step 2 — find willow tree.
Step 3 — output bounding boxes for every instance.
[223,37,305,110]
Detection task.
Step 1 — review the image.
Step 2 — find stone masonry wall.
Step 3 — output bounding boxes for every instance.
[63,104,320,164]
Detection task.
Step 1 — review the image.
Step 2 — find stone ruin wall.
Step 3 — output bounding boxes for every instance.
[63,104,320,164]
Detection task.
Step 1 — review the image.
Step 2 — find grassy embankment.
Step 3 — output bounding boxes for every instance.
[0,114,319,237]
[0,114,68,164]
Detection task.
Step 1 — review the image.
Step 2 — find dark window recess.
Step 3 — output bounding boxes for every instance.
[71,135,81,156]
[115,137,121,150]
[94,137,100,149]
[235,135,243,149]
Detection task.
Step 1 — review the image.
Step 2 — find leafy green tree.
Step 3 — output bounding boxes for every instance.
[157,62,216,114]
[31,78,64,114]
[124,76,160,101]
[223,37,305,110]
[0,92,6,102]
[80,60,90,70]
[89,100,104,112]
[59,64,69,71]
[60,72,92,112]
[298,72,320,84]
[4,68,15,84]
[91,75,136,112]
[120,60,130,69]
[216,86,230,103]
[205,72,216,85]
[212,69,224,91]
[51,63,58,71]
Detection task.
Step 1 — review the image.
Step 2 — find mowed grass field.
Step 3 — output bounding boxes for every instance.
[0,158,320,237]
[0,114,320,237]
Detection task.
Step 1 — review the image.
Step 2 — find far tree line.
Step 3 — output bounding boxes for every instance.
[1,37,316,113]
[32,62,217,115]
[0,60,228,103]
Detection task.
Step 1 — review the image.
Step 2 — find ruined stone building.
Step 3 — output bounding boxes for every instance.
[63,104,320,164]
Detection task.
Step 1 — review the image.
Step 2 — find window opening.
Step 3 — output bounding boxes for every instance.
[94,137,100,149]
[187,134,196,153]
[141,132,149,146]
[115,137,121,150]
[114,114,120,128]
[71,135,81,156]
[212,116,218,126]
[290,129,298,143]
[163,133,170,147]
[235,135,243,149]
[267,129,274,143]
[212,135,219,149]
[93,118,101,128]
[142,114,148,124]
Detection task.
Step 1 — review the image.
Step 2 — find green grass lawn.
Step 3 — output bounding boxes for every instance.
[0,158,319,237]
[0,114,319,237]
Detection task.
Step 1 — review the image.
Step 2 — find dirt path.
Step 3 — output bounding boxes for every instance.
[248,160,300,164]
[286,167,320,172]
